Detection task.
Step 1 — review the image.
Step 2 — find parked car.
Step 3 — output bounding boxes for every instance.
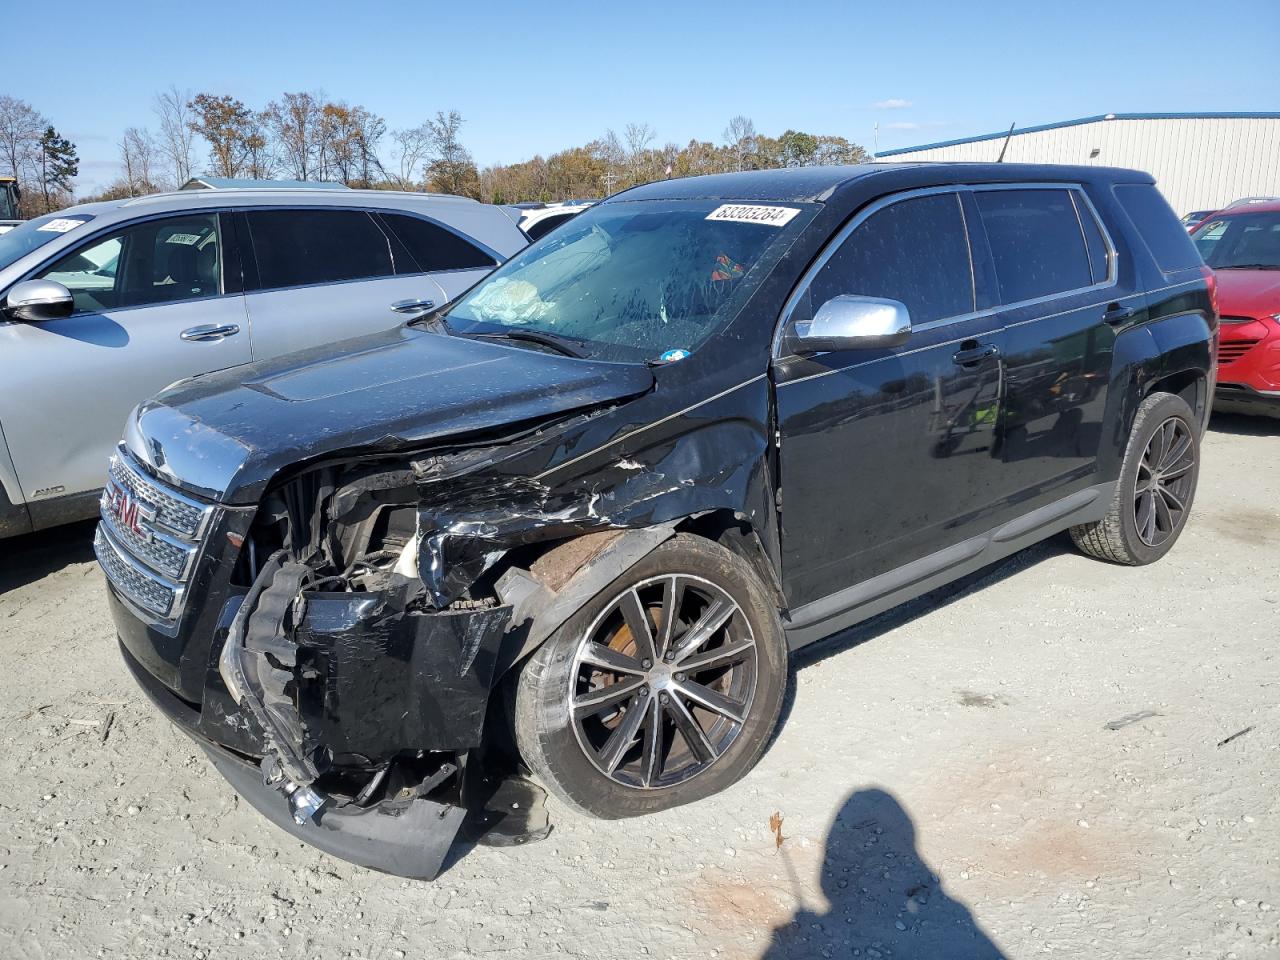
[1181,209,1218,231]
[514,200,596,240]
[0,187,527,538]
[100,162,1215,880]
[1191,199,1280,417]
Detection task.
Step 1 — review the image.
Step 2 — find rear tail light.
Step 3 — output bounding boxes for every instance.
[1201,265,1219,321]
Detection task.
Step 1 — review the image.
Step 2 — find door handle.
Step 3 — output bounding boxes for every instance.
[1102,303,1136,325]
[180,323,240,342]
[391,298,436,314]
[952,342,999,366]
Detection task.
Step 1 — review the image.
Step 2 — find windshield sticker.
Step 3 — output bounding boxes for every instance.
[165,233,202,245]
[37,218,88,233]
[705,204,800,227]
[658,348,691,363]
[710,254,745,281]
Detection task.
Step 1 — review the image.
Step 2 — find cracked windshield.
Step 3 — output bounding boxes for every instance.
[444,199,813,362]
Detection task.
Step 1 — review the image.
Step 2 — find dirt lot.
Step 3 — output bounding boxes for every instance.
[1,413,1276,960]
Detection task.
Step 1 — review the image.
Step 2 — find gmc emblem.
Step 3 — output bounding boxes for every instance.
[105,482,157,540]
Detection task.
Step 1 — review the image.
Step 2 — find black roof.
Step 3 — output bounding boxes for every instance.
[610,162,1153,205]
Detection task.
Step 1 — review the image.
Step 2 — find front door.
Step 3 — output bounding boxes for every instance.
[0,212,250,507]
[773,190,1007,611]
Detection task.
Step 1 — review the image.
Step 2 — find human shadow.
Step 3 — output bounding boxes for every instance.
[0,519,97,594]
[762,788,1007,959]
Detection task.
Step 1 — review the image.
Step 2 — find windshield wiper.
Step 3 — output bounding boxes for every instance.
[469,329,589,358]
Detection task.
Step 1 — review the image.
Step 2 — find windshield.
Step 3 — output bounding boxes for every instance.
[0,212,95,272]
[1194,211,1280,269]
[444,199,815,363]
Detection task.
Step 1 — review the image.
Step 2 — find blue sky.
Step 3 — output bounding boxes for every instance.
[6,0,1278,193]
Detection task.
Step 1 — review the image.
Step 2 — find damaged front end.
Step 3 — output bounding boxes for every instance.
[209,427,689,878]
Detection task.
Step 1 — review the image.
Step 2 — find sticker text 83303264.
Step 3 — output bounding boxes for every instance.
[705,204,801,227]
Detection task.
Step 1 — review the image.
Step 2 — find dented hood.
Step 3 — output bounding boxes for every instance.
[127,325,654,503]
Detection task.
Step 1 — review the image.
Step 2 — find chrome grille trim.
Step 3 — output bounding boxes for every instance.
[97,451,215,628]
[106,454,211,539]
[95,525,180,618]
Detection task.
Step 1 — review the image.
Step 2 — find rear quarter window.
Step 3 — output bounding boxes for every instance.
[380,213,496,272]
[1114,183,1203,275]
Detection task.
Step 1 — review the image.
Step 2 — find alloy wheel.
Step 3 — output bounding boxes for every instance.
[1134,416,1195,547]
[568,574,758,790]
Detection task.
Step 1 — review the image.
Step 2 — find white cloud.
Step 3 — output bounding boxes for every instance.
[872,98,913,110]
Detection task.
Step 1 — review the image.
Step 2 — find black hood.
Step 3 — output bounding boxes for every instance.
[127,325,654,504]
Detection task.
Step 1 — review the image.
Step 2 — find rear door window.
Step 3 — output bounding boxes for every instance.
[975,189,1093,304]
[806,192,975,326]
[1114,183,1203,274]
[245,209,395,290]
[379,212,496,272]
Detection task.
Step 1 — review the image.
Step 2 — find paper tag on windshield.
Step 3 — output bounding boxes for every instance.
[165,233,202,245]
[37,218,86,233]
[705,204,800,227]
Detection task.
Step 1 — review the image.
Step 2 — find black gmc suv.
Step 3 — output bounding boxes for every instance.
[98,163,1216,879]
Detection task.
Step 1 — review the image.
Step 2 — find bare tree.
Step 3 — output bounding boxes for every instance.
[424,110,477,196]
[390,121,434,188]
[262,91,323,180]
[723,115,758,171]
[120,127,162,195]
[188,93,255,178]
[0,95,47,213]
[153,86,196,186]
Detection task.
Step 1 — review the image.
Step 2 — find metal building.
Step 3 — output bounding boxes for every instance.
[877,113,1280,218]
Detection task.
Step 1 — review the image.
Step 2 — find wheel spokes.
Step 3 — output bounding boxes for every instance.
[639,695,664,788]
[668,596,734,662]
[655,575,683,660]
[572,675,647,717]
[579,641,645,675]
[618,588,658,666]
[597,690,649,773]
[1161,430,1191,472]
[665,693,718,764]
[675,679,746,723]
[675,637,755,674]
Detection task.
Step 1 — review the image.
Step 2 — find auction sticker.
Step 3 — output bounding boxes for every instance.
[705,204,800,227]
[165,233,202,245]
[37,217,89,233]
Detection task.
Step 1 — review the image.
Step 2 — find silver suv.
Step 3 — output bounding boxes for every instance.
[0,187,527,538]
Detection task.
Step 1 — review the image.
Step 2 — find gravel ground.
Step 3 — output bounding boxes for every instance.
[1,413,1276,960]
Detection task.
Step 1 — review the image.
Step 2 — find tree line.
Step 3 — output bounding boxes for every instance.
[1,89,871,212]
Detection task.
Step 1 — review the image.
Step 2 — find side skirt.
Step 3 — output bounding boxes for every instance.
[27,487,102,532]
[783,482,1113,649]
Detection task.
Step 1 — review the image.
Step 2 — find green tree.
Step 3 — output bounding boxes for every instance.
[38,126,78,209]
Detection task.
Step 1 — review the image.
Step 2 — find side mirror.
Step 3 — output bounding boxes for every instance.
[4,279,74,322]
[789,294,911,354]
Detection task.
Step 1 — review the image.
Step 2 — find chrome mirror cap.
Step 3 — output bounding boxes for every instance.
[791,295,911,354]
[4,278,74,322]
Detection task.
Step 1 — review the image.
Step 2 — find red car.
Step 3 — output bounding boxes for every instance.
[1191,200,1280,418]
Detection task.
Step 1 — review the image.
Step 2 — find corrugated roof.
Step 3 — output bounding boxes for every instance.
[877,112,1280,157]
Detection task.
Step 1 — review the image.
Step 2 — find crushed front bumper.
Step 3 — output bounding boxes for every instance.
[120,639,468,879]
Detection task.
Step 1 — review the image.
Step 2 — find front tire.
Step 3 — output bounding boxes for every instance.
[1070,391,1200,565]
[513,534,787,819]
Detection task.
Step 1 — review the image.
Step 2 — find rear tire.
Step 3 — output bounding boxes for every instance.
[513,534,787,819]
[1070,391,1200,565]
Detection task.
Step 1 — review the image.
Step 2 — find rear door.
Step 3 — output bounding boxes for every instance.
[773,189,1008,610]
[970,186,1124,504]
[0,211,251,504]
[377,211,500,302]
[237,208,448,360]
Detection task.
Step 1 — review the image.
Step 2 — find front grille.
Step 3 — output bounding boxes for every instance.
[95,526,177,618]
[1219,339,1260,365]
[96,452,215,626]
